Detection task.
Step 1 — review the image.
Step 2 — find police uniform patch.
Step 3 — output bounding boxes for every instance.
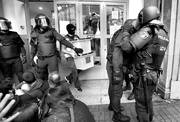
[140,31,150,39]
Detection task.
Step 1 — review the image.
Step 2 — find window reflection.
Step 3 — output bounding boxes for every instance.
[107,5,124,35]
[82,5,100,35]
[57,4,76,35]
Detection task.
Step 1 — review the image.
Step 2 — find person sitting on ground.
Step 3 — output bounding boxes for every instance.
[41,72,95,122]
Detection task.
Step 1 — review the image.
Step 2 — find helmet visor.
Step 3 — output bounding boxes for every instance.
[38,16,48,27]
[0,20,8,31]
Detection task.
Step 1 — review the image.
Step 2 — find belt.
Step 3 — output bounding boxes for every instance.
[38,55,54,60]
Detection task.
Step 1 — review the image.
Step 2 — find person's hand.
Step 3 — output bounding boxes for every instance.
[122,19,136,32]
[74,48,83,56]
[0,93,21,122]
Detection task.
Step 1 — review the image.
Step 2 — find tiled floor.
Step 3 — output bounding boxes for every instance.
[70,79,180,122]
[60,61,180,122]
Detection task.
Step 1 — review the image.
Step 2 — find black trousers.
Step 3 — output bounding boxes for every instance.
[133,70,158,122]
[0,57,23,82]
[35,55,59,80]
[106,61,123,113]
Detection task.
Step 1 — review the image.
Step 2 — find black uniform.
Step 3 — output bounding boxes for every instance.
[63,34,82,91]
[30,27,76,80]
[120,24,169,122]
[106,19,136,122]
[0,31,25,82]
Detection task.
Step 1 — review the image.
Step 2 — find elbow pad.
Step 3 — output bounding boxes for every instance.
[130,27,152,50]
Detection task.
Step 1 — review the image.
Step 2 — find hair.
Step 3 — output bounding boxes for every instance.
[12,103,40,122]
[66,24,76,32]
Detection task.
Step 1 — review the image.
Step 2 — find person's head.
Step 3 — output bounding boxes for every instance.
[138,6,160,26]
[66,24,76,35]
[48,71,61,88]
[0,17,12,33]
[12,103,39,122]
[22,71,36,84]
[34,13,50,30]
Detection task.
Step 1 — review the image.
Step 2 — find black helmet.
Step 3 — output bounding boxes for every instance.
[34,13,50,28]
[138,6,160,25]
[66,24,76,35]
[0,17,12,31]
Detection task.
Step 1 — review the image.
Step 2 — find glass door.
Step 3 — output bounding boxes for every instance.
[54,1,128,80]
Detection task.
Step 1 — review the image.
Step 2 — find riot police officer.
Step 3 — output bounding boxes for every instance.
[30,14,83,80]
[106,19,138,122]
[0,17,26,82]
[119,6,169,122]
[63,24,82,91]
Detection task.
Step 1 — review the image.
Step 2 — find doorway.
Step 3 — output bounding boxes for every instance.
[54,0,128,80]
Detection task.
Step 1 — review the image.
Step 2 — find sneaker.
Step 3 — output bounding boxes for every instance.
[127,92,134,100]
[108,105,125,111]
[112,112,130,122]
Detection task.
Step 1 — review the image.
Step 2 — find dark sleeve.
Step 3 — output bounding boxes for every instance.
[14,32,24,47]
[119,27,152,53]
[30,31,38,58]
[52,29,74,49]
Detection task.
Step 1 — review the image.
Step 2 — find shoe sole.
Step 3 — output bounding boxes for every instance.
[112,118,130,122]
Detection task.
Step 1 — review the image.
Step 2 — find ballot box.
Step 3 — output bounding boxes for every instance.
[71,38,91,54]
[74,53,94,70]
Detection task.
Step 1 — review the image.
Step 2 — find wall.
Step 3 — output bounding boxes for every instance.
[128,0,144,19]
[29,2,54,27]
[2,0,27,35]
[0,0,4,17]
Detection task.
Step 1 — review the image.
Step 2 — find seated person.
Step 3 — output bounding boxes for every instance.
[14,70,49,104]
[11,102,40,122]
[62,24,82,91]
[42,72,95,122]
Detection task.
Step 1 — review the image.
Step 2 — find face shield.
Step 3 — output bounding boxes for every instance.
[37,16,48,28]
[0,20,9,31]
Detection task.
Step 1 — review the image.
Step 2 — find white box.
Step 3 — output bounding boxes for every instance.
[72,38,91,54]
[74,53,94,70]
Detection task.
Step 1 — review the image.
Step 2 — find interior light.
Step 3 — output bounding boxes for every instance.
[57,6,62,11]
[38,6,43,10]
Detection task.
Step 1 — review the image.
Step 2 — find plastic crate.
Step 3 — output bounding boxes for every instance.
[74,53,94,70]
[72,38,91,54]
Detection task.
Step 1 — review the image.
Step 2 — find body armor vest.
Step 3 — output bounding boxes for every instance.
[33,29,57,56]
[135,26,169,70]
[0,32,20,59]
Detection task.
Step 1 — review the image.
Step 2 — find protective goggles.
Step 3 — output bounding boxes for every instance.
[37,16,48,27]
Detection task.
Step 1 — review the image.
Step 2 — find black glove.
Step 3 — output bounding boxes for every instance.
[122,19,137,34]
[74,48,83,55]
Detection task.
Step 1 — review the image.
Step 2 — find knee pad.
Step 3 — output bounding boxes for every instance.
[112,71,123,85]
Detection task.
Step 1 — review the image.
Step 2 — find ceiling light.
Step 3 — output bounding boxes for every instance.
[38,6,43,10]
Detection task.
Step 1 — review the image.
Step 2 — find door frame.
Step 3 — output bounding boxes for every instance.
[54,0,128,80]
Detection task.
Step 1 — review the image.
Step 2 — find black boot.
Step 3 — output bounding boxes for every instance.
[127,92,134,100]
[108,105,124,111]
[112,112,130,122]
[123,84,131,91]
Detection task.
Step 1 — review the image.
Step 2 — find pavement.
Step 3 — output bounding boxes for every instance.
[60,59,180,122]
[88,98,180,122]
